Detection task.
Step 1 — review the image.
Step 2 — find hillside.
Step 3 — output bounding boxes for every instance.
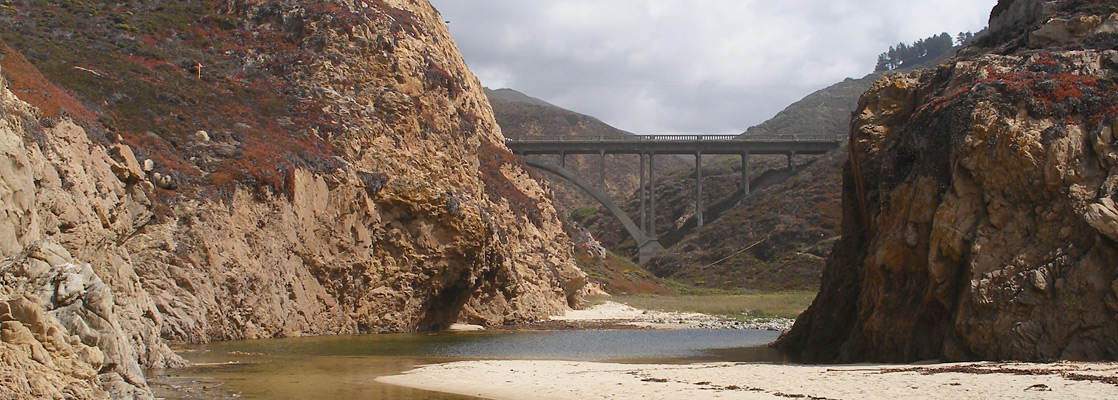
[0,0,587,397]
[744,74,882,138]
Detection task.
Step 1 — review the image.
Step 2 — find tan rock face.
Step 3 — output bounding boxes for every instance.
[118,0,585,341]
[0,69,173,397]
[778,2,1118,362]
[0,0,586,396]
[0,295,107,400]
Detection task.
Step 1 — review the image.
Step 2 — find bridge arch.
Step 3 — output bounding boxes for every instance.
[521,157,664,264]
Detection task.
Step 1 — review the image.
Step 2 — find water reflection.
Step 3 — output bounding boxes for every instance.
[150,329,786,399]
[429,329,782,362]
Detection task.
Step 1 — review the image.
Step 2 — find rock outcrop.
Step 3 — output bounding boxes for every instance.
[778,0,1118,362]
[0,64,177,397]
[0,0,588,397]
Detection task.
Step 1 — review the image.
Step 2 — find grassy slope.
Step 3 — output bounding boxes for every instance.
[744,74,881,137]
[0,0,354,200]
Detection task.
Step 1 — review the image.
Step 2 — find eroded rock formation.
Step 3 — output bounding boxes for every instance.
[0,67,177,397]
[778,0,1118,362]
[0,0,587,397]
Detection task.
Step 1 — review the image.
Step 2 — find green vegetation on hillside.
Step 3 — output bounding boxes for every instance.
[873,31,983,73]
[570,206,599,223]
[0,0,356,196]
[874,32,955,72]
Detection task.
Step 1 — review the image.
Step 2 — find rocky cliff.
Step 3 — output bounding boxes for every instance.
[778,0,1118,362]
[0,0,586,397]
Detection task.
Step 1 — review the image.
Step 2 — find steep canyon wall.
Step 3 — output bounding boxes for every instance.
[0,0,586,397]
[778,0,1118,362]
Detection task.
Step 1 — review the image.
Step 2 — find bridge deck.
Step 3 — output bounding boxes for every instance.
[505,134,841,155]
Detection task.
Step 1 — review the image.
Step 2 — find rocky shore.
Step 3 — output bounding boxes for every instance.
[522,301,793,332]
[0,0,591,397]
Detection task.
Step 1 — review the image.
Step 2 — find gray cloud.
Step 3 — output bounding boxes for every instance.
[429,0,997,134]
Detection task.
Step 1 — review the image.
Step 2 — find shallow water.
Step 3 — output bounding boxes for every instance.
[150,329,786,399]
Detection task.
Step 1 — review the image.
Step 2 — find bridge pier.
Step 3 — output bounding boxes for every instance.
[639,240,665,266]
[560,151,567,169]
[649,152,656,237]
[639,153,646,236]
[695,152,703,228]
[741,152,751,194]
[520,157,663,264]
[599,151,606,192]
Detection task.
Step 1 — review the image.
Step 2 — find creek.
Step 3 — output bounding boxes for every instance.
[149,329,787,399]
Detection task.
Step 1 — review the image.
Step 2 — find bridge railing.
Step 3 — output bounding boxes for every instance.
[505,134,840,143]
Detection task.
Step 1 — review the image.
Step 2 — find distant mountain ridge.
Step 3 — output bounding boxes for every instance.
[741,74,880,138]
[740,45,959,139]
[485,88,557,108]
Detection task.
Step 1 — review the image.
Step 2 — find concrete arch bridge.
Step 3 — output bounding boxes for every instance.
[506,134,841,264]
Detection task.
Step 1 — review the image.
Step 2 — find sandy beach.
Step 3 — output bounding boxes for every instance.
[377,302,1118,399]
[377,359,1118,399]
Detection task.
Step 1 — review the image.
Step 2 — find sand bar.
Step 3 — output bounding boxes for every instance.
[381,302,1118,399]
[377,359,1118,399]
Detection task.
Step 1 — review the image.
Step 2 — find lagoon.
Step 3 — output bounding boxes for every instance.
[150,328,786,399]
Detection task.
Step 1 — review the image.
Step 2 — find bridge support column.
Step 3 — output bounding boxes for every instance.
[638,240,665,265]
[695,152,703,228]
[787,152,794,172]
[649,153,656,237]
[639,153,646,236]
[521,157,662,264]
[560,151,567,169]
[599,151,606,192]
[741,152,751,195]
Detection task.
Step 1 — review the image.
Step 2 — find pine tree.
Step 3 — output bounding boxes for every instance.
[873,32,969,73]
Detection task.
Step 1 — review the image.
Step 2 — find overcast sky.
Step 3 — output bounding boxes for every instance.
[428,0,998,135]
